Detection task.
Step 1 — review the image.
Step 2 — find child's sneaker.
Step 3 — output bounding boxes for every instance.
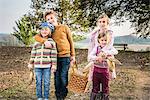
[37,98,42,100]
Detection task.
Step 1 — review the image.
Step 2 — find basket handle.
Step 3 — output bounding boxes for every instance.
[71,61,89,77]
[71,61,78,74]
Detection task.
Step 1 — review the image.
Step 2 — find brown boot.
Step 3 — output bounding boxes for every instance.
[102,93,109,100]
[95,92,103,100]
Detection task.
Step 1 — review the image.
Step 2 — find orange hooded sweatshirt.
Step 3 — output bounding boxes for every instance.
[34,24,75,57]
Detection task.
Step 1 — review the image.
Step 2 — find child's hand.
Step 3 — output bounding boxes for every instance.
[44,41,52,48]
[98,52,107,58]
[70,56,76,63]
[51,67,56,73]
[96,56,103,62]
[70,60,74,67]
[27,64,33,71]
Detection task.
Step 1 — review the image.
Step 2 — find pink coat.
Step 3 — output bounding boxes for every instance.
[87,27,116,81]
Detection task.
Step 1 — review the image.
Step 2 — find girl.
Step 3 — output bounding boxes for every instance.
[88,32,118,100]
[28,22,57,100]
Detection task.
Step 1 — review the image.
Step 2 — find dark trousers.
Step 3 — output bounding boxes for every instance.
[54,57,70,99]
[92,71,109,94]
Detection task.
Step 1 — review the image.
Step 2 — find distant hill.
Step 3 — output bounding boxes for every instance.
[114,35,150,44]
[74,34,150,49]
[75,34,150,45]
[0,33,24,46]
[0,33,150,48]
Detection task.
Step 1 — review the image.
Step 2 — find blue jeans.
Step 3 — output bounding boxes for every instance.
[35,68,51,99]
[54,57,70,99]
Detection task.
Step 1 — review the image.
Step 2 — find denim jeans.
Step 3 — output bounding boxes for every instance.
[35,68,51,99]
[54,57,70,99]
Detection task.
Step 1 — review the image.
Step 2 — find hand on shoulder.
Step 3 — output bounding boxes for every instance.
[44,41,52,48]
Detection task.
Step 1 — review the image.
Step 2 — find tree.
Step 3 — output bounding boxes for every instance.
[12,15,38,46]
[30,0,90,32]
[78,0,150,38]
[12,0,46,46]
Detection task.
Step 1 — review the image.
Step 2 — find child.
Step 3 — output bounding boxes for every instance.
[88,13,111,56]
[87,13,118,80]
[28,22,57,100]
[83,31,120,93]
[88,33,118,100]
[34,10,75,100]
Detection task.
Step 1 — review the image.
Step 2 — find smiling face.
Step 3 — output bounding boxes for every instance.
[40,27,51,38]
[97,17,109,29]
[98,35,107,48]
[45,14,58,26]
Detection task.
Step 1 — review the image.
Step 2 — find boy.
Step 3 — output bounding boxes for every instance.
[28,22,57,100]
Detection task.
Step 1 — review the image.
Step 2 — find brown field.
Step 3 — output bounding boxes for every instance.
[0,46,150,100]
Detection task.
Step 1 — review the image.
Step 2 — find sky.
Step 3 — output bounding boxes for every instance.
[0,0,134,36]
[0,0,31,34]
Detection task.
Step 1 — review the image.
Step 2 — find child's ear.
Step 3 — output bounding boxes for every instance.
[107,21,109,25]
[107,18,110,25]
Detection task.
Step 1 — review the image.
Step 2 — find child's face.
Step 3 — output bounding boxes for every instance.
[97,17,108,29]
[40,27,51,38]
[46,14,57,26]
[98,36,107,48]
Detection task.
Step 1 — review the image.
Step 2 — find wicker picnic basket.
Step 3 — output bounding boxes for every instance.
[67,63,88,93]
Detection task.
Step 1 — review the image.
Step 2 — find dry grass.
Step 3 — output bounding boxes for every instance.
[0,65,150,100]
[0,46,150,100]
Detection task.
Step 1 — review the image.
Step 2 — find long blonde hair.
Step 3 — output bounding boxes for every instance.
[97,13,110,25]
